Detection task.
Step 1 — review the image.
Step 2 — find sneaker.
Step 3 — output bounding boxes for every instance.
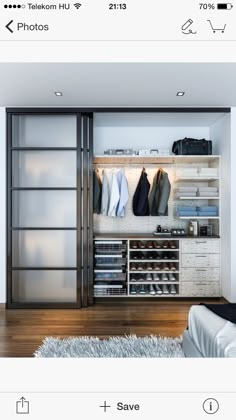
[139,284,146,294]
[130,274,137,282]
[162,284,169,295]
[146,273,153,282]
[132,253,138,260]
[146,241,153,249]
[161,273,168,281]
[139,252,145,260]
[147,252,154,260]
[169,273,176,282]
[170,253,176,260]
[153,262,160,271]
[170,284,177,295]
[153,241,161,249]
[162,241,168,249]
[154,284,163,295]
[146,262,153,271]
[162,262,169,271]
[138,273,145,282]
[153,273,160,282]
[138,241,145,249]
[170,263,177,271]
[163,253,169,260]
[137,263,143,271]
[155,253,161,260]
[169,241,176,249]
[130,285,137,294]
[130,263,137,271]
[131,241,138,249]
[149,284,156,295]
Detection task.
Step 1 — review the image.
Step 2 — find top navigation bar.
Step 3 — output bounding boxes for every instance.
[0,0,235,41]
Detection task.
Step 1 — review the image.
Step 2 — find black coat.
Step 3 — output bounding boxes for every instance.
[133,169,150,216]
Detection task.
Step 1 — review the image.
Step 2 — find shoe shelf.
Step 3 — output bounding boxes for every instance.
[127,239,180,297]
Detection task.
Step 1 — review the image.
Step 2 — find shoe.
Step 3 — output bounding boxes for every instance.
[149,284,156,295]
[146,273,153,282]
[169,241,176,249]
[130,274,137,282]
[170,263,177,271]
[139,284,146,294]
[162,284,169,295]
[153,241,161,249]
[162,241,168,249]
[147,252,154,260]
[130,263,137,271]
[137,263,143,271]
[161,273,168,281]
[169,273,176,282]
[152,262,160,271]
[138,273,145,282]
[154,284,163,295]
[163,253,169,260]
[162,262,169,271]
[146,262,153,271]
[130,285,137,294]
[170,284,177,295]
[146,241,153,249]
[155,253,161,260]
[138,241,145,249]
[131,253,138,260]
[139,252,145,260]
[131,241,138,249]
[136,285,141,294]
[170,253,176,260]
[153,273,160,282]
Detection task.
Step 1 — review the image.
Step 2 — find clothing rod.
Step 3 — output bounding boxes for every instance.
[94,162,175,167]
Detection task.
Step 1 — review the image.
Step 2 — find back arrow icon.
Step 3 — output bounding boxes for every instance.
[6,20,14,33]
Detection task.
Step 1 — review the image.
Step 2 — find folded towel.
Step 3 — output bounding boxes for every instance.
[198,206,218,211]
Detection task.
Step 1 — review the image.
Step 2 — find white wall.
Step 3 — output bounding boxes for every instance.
[230,108,236,302]
[0,108,6,304]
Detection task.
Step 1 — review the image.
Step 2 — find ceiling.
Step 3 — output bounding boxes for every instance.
[0,63,235,107]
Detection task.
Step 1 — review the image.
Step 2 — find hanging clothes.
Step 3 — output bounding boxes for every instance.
[116,169,129,217]
[108,171,120,217]
[149,168,171,216]
[101,169,110,216]
[132,168,150,216]
[93,169,102,214]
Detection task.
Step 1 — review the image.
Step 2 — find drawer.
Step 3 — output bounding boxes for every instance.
[182,253,220,268]
[181,239,220,254]
[181,281,220,297]
[181,267,220,282]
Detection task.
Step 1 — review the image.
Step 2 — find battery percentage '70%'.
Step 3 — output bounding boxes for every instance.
[199,3,215,9]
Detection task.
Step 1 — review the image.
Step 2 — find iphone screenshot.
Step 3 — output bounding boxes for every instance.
[0,0,235,418]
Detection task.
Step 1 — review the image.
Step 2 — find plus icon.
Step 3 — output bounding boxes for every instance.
[100,401,111,413]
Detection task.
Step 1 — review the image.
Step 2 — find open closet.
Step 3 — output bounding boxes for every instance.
[6,107,229,308]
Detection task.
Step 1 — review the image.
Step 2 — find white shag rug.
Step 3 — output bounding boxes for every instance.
[34,335,184,358]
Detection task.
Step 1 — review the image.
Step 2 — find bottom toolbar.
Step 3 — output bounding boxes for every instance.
[0,392,235,419]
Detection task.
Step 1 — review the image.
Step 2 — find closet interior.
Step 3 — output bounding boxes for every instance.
[6,108,229,308]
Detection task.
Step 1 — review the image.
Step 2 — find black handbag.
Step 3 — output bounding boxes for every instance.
[172,138,212,155]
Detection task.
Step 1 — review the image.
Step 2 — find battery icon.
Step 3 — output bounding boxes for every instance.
[217,3,233,9]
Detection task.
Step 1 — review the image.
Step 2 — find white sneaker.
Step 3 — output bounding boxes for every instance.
[154,284,162,295]
[153,273,160,282]
[146,273,153,282]
[168,273,176,282]
[149,284,156,295]
[170,284,177,295]
[161,273,168,281]
[162,284,169,294]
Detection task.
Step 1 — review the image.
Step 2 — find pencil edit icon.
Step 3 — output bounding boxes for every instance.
[16,397,30,415]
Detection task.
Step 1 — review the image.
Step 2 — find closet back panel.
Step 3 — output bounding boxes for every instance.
[12,270,77,303]
[12,115,77,147]
[12,151,76,188]
[12,231,76,268]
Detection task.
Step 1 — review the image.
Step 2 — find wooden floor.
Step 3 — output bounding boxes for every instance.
[0,299,225,357]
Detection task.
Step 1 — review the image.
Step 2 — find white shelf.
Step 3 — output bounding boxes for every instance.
[177,197,219,200]
[129,281,179,285]
[129,270,179,274]
[179,216,219,220]
[130,248,179,251]
[176,177,219,182]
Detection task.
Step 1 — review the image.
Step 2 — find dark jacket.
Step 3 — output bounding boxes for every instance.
[133,169,150,216]
[93,169,102,214]
[149,169,171,216]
